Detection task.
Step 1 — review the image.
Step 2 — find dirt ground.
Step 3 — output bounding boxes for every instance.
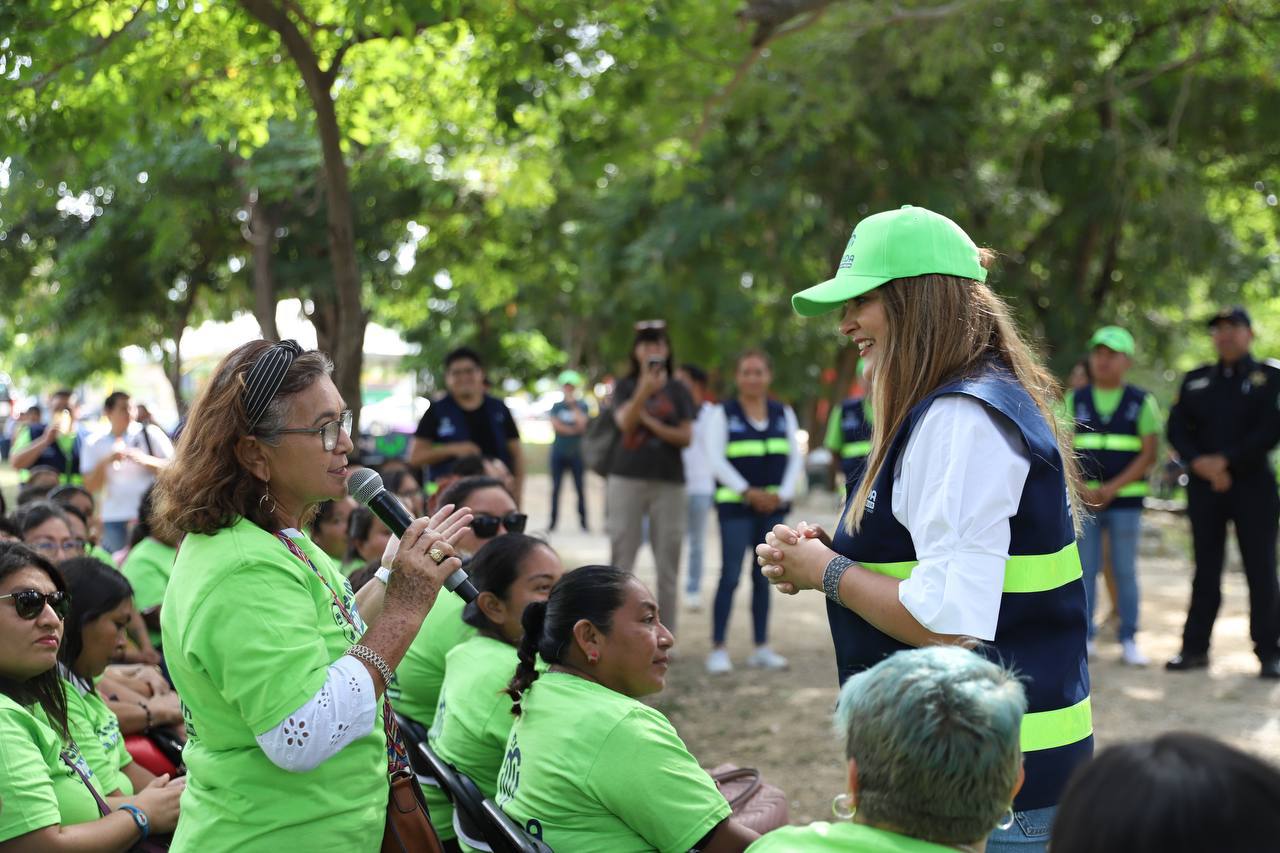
[533,472,1280,825]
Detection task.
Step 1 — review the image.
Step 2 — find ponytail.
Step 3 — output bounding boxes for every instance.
[506,600,549,715]
[503,565,633,716]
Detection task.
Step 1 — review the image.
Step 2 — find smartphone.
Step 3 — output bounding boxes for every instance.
[56,410,73,433]
[646,357,665,372]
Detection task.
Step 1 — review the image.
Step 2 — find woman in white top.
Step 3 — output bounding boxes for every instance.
[757,206,1090,853]
[705,350,803,674]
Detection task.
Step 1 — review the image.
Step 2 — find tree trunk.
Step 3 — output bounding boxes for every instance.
[245,186,279,340]
[238,0,367,434]
[162,279,198,419]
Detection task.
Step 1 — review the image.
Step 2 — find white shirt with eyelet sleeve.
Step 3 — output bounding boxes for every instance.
[889,395,1033,642]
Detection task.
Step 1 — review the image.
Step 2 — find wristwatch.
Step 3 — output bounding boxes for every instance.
[118,804,150,840]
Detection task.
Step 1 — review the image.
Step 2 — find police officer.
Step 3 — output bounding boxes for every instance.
[1166,306,1280,679]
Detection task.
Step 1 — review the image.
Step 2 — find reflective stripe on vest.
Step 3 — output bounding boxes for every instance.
[715,484,780,504]
[1085,479,1149,498]
[1021,696,1093,752]
[858,541,1082,594]
[842,440,871,460]
[1072,433,1143,452]
[725,438,791,459]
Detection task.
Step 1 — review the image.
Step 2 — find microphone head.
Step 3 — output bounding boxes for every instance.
[347,468,385,505]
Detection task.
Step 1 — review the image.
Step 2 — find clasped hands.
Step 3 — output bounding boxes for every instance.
[754,521,838,595]
[1190,453,1232,493]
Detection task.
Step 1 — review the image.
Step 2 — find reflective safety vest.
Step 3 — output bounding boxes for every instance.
[14,424,84,485]
[836,397,873,487]
[828,365,1092,812]
[1072,384,1150,509]
[426,394,515,488]
[715,398,790,516]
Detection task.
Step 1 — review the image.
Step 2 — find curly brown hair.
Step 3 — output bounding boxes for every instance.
[153,340,335,541]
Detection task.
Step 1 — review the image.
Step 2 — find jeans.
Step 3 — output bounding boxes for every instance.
[1078,507,1142,641]
[100,520,130,554]
[549,447,587,529]
[685,493,714,595]
[607,476,687,636]
[713,511,785,646]
[985,805,1056,853]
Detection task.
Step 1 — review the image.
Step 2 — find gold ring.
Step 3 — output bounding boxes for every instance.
[429,547,447,565]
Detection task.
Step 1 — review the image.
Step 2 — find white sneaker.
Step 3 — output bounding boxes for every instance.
[746,646,789,670]
[706,648,733,674]
[1086,639,1098,660]
[1120,640,1149,667]
[686,592,703,612]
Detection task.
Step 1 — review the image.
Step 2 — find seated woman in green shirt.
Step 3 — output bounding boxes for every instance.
[0,541,182,851]
[498,565,758,852]
[748,646,1026,852]
[52,557,159,797]
[119,485,179,651]
[425,533,563,848]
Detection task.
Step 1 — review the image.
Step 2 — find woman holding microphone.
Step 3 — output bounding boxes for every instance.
[757,206,1091,853]
[153,340,471,851]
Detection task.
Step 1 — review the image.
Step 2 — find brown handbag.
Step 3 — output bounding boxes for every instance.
[710,764,790,835]
[272,533,445,853]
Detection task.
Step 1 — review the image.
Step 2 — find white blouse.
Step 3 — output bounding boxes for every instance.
[890,395,1033,642]
[255,655,379,772]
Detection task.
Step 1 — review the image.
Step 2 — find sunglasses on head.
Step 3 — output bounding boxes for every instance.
[1,589,70,621]
[470,512,528,539]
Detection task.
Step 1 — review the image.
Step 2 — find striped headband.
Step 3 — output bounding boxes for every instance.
[242,339,304,430]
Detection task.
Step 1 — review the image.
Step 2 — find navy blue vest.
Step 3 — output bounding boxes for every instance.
[837,397,873,486]
[21,423,82,483]
[828,366,1091,811]
[1072,384,1149,509]
[426,394,515,483]
[716,398,789,518]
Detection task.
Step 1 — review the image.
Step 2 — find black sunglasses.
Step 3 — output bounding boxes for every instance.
[1,589,70,621]
[470,512,528,539]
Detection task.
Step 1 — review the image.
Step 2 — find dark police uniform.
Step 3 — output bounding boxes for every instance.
[1166,353,1280,668]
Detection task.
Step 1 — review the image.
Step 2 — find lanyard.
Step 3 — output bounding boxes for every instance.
[275,531,410,776]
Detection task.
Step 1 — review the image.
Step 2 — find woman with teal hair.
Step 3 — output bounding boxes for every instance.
[750,646,1026,852]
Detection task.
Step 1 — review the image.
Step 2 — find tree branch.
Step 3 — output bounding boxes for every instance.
[20,4,148,94]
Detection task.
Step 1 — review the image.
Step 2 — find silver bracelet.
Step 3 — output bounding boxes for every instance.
[823,556,856,606]
[346,644,393,689]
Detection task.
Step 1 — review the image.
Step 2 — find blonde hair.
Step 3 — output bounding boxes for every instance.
[847,257,1082,534]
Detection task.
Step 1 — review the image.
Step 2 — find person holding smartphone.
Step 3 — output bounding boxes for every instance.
[607,321,696,636]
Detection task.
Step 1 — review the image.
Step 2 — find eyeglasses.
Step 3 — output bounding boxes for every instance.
[273,410,353,452]
[28,539,87,557]
[0,589,70,621]
[470,512,528,539]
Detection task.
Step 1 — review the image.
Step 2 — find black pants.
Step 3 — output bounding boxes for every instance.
[549,447,587,528]
[1181,474,1280,662]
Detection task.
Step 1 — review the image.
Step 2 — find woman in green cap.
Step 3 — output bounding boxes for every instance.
[757,205,1090,853]
[548,369,589,531]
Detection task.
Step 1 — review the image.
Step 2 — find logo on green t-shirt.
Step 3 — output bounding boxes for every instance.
[497,736,521,804]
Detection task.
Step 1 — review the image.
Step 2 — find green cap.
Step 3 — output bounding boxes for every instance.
[792,205,988,317]
[557,369,583,387]
[1088,326,1135,357]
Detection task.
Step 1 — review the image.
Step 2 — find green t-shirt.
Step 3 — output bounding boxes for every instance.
[1061,387,1162,436]
[388,589,476,727]
[749,821,956,852]
[121,537,178,647]
[58,674,135,796]
[422,635,519,842]
[496,673,730,853]
[161,519,388,852]
[0,693,105,841]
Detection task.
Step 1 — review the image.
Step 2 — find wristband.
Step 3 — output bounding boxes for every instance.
[118,803,150,840]
[346,644,394,690]
[823,556,856,607]
[139,702,154,732]
[374,567,392,585]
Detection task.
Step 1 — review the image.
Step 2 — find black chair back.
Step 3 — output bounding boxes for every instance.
[481,799,554,853]
[394,712,435,783]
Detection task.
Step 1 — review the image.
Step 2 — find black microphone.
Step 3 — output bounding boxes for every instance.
[347,468,477,603]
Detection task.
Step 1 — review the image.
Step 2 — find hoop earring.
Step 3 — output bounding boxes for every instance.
[831,793,855,821]
[996,808,1015,831]
[259,489,278,518]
